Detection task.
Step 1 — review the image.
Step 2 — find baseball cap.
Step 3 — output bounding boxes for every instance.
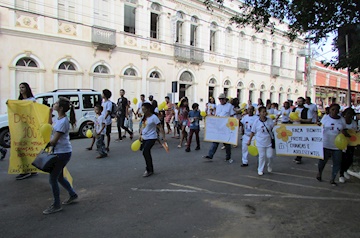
[218,93,226,99]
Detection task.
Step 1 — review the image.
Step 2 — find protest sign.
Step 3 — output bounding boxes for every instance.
[274,124,323,159]
[204,116,239,145]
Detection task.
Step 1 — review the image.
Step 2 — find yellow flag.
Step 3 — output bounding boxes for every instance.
[7,100,73,185]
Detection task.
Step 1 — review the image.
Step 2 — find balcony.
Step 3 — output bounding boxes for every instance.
[295,71,304,81]
[174,44,204,64]
[92,26,116,50]
[271,66,280,77]
[237,57,249,71]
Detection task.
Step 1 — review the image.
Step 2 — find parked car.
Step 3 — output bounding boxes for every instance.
[0,89,102,148]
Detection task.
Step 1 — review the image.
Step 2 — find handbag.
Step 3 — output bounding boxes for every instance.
[262,120,276,149]
[32,145,58,173]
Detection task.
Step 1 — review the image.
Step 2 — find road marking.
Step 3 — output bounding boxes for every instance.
[131,188,196,193]
[243,175,360,196]
[271,171,316,180]
[170,183,214,193]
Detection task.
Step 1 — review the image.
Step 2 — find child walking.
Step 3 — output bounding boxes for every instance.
[185,103,201,152]
[94,105,107,159]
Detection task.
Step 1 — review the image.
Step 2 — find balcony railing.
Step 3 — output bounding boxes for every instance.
[174,43,204,64]
[92,26,116,50]
[237,57,249,71]
[295,71,303,81]
[271,66,280,77]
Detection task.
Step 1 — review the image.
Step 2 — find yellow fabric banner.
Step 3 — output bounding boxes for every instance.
[7,100,73,185]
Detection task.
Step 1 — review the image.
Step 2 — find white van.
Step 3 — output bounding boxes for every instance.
[0,89,102,148]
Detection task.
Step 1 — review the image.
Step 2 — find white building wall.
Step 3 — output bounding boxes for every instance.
[0,1,306,113]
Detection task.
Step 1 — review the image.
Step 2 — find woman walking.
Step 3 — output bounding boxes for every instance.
[247,106,275,176]
[43,97,78,214]
[139,102,166,177]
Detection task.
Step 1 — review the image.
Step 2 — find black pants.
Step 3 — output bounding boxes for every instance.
[340,146,355,176]
[143,139,156,173]
[187,129,200,148]
[117,115,133,139]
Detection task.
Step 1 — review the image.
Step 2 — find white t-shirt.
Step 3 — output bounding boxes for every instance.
[305,103,318,123]
[321,116,346,150]
[25,97,36,102]
[293,107,313,124]
[251,118,274,148]
[95,114,106,135]
[128,107,134,120]
[141,114,160,140]
[174,108,179,122]
[51,117,72,153]
[345,120,357,130]
[101,100,112,125]
[206,103,216,115]
[280,107,291,122]
[241,115,257,136]
[137,100,151,115]
[216,103,234,117]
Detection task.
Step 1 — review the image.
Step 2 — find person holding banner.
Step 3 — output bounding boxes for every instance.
[203,93,235,163]
[16,82,37,180]
[318,103,348,186]
[247,106,275,176]
[292,97,313,164]
[43,97,78,215]
[240,106,256,167]
[276,101,292,124]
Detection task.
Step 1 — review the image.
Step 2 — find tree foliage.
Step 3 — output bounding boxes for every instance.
[205,0,360,72]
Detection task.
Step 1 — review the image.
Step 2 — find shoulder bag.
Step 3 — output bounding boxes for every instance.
[32,145,58,173]
[262,120,276,149]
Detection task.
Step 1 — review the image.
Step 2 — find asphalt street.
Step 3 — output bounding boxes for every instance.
[1,126,360,238]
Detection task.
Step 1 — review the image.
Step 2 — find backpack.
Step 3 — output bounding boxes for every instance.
[111,102,117,118]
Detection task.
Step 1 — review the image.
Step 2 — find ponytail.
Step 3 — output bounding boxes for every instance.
[58,97,77,127]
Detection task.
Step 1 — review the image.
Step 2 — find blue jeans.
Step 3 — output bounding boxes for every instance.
[49,152,76,207]
[208,142,231,160]
[318,148,342,181]
[96,135,107,156]
[142,139,156,173]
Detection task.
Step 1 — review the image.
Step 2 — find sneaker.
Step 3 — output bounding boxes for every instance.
[221,146,226,150]
[115,139,122,142]
[226,159,234,164]
[62,194,78,205]
[241,164,248,167]
[185,148,190,152]
[0,148,7,160]
[43,205,63,215]
[258,171,264,176]
[330,180,338,186]
[195,146,200,150]
[122,135,126,138]
[106,147,110,152]
[293,158,302,164]
[203,155,212,160]
[86,147,92,151]
[143,171,153,177]
[30,172,38,177]
[339,177,345,183]
[16,173,31,180]
[344,172,351,180]
[96,154,107,159]
[267,166,272,173]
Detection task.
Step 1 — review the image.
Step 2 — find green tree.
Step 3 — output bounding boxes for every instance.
[205,0,360,72]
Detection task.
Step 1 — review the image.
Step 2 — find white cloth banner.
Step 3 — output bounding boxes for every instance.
[204,116,239,145]
[274,124,323,159]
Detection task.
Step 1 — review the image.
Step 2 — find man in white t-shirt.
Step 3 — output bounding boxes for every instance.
[240,106,256,167]
[203,93,235,163]
[305,96,318,123]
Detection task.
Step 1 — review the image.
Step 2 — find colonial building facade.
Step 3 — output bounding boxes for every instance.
[0,0,306,113]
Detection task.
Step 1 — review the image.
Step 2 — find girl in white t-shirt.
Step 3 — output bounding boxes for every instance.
[139,102,166,177]
[318,104,348,186]
[248,106,275,176]
[43,97,78,215]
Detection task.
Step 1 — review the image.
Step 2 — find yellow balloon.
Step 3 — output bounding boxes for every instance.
[158,104,164,110]
[334,134,348,150]
[131,140,141,152]
[86,129,93,138]
[200,111,206,117]
[178,102,181,107]
[347,130,358,146]
[289,112,299,121]
[240,103,247,109]
[164,105,169,110]
[40,124,52,143]
[248,145,259,156]
[269,114,276,120]
[133,98,138,105]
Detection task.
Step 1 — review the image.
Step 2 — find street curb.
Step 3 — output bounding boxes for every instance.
[347,170,360,180]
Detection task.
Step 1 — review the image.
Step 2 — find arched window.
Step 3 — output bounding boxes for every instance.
[124,68,137,76]
[180,71,193,82]
[94,65,109,74]
[210,22,217,52]
[209,78,217,85]
[16,57,38,67]
[176,11,184,43]
[190,16,198,46]
[237,81,244,88]
[59,62,76,71]
[149,71,160,78]
[224,80,231,86]
[150,3,161,39]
